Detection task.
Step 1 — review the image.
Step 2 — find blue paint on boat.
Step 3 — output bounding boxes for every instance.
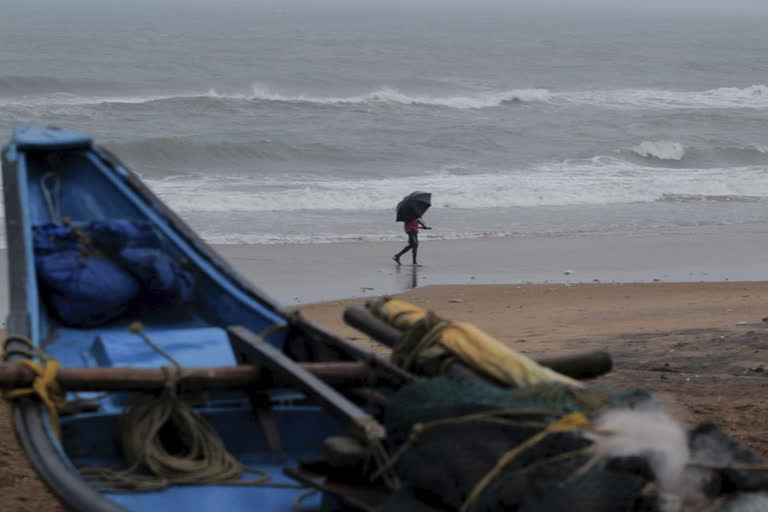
[2,125,389,512]
[13,123,93,151]
[90,328,237,368]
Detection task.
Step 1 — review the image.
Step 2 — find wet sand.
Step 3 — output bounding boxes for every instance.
[2,223,768,320]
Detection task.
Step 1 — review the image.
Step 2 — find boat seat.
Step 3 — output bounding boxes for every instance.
[88,326,237,368]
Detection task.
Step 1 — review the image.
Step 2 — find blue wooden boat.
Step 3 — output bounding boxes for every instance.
[1,124,410,512]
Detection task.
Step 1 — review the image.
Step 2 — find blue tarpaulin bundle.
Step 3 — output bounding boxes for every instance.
[33,220,195,326]
[88,219,162,254]
[36,252,140,327]
[120,247,194,305]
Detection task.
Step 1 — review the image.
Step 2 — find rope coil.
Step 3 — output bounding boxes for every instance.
[82,323,304,492]
[2,328,307,494]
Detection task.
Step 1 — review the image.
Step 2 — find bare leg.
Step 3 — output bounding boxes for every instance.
[393,244,411,265]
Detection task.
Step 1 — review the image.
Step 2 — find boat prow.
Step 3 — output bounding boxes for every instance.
[1,124,405,511]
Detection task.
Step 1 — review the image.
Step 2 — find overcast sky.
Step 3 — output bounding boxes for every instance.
[226,0,768,10]
[6,0,768,9]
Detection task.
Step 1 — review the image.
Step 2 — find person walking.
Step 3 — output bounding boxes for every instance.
[393,216,431,265]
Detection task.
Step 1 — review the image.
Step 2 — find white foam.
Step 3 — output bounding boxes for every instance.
[4,84,768,110]
[0,85,551,110]
[143,158,768,213]
[559,84,768,110]
[631,141,686,160]
[233,84,553,109]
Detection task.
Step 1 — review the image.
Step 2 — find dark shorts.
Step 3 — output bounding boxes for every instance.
[407,230,418,247]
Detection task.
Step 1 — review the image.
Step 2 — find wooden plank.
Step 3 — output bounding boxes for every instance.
[228,326,386,442]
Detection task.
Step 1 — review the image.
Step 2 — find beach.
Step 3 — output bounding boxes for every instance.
[3,231,768,509]
[3,1,768,509]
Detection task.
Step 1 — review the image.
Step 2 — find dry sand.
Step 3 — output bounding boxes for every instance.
[3,281,768,509]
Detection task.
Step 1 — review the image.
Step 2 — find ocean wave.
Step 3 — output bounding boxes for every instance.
[559,84,768,110]
[3,83,768,111]
[0,85,552,110]
[620,142,768,169]
[241,85,552,108]
[106,137,345,169]
[143,158,768,213]
[660,193,767,203]
[0,75,84,96]
[630,141,686,161]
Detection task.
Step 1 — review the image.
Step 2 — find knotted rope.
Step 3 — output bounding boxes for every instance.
[2,335,67,439]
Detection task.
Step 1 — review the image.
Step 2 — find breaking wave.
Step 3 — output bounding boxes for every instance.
[622,143,768,168]
[5,83,768,110]
[630,141,686,161]
[0,86,552,110]
[240,85,553,108]
[143,157,768,214]
[558,84,768,110]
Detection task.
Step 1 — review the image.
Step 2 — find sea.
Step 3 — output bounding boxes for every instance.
[1,2,767,247]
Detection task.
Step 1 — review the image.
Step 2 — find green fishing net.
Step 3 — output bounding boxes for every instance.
[379,376,658,512]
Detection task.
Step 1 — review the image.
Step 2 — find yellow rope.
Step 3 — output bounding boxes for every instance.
[2,335,67,439]
[460,411,589,512]
[689,460,768,472]
[3,359,66,439]
[370,407,571,482]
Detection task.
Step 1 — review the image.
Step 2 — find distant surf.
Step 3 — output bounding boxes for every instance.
[141,156,768,214]
[630,141,686,161]
[3,83,768,110]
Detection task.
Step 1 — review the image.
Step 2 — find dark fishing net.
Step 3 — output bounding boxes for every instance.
[379,376,660,512]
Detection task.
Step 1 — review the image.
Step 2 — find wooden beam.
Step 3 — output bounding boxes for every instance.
[228,326,386,442]
[0,361,387,392]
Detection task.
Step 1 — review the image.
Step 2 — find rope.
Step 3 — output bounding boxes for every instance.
[689,460,768,472]
[292,488,320,510]
[460,411,589,512]
[370,407,569,482]
[41,172,62,223]
[80,366,299,492]
[391,311,451,371]
[128,322,182,371]
[81,323,306,493]
[373,299,582,388]
[2,335,67,439]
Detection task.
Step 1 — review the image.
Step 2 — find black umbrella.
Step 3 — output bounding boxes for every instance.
[396,191,432,222]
